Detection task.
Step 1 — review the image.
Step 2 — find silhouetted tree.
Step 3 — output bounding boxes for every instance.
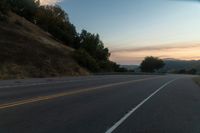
[72,30,124,72]
[78,30,110,61]
[178,69,186,74]
[187,68,197,75]
[73,49,100,72]
[140,56,165,72]
[8,0,39,21]
[35,5,77,45]
[0,0,10,14]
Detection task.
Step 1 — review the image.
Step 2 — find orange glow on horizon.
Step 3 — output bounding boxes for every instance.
[110,44,200,65]
[40,0,62,5]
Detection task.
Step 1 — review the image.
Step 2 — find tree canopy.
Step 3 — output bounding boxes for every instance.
[35,5,77,45]
[73,30,120,72]
[8,0,39,21]
[0,0,9,14]
[78,30,110,61]
[140,56,165,72]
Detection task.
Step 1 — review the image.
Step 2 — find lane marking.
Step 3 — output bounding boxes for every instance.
[105,78,177,133]
[0,76,163,110]
[0,77,110,89]
[0,76,150,89]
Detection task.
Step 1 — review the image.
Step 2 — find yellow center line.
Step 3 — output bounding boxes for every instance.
[0,76,163,110]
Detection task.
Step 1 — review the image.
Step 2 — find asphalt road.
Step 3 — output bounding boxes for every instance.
[0,74,199,133]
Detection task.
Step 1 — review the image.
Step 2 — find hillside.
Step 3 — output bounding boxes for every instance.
[0,12,89,79]
[161,59,200,74]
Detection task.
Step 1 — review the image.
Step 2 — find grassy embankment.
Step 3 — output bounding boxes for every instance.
[0,12,89,79]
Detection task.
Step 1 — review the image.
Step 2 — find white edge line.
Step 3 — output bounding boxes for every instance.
[105,78,177,133]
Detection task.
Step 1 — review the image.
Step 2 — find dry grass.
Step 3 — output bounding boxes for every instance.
[0,12,89,79]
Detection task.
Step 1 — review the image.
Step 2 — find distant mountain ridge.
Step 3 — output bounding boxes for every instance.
[161,59,200,73]
[120,65,139,71]
[120,59,200,74]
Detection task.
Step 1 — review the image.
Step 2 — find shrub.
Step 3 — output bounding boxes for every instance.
[8,0,39,22]
[0,14,8,22]
[0,0,9,14]
[73,49,100,72]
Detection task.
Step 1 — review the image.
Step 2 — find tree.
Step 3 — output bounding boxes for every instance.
[178,69,186,74]
[35,5,77,45]
[140,56,165,72]
[8,0,39,21]
[0,0,10,14]
[73,49,100,72]
[72,30,123,72]
[78,30,110,61]
[187,69,197,75]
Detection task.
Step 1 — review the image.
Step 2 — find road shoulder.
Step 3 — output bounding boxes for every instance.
[193,77,200,87]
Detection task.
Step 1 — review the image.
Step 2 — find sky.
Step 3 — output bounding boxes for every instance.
[41,0,200,65]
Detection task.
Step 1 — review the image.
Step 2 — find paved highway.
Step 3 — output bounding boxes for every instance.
[0,74,199,133]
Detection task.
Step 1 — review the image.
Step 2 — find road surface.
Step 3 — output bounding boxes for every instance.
[0,74,199,133]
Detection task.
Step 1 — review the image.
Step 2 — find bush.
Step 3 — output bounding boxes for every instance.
[0,0,9,14]
[73,49,100,72]
[0,14,8,22]
[8,0,39,22]
[187,69,197,75]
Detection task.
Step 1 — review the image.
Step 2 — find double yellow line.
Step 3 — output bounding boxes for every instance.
[0,76,162,110]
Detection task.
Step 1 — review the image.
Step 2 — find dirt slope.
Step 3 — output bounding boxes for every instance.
[0,12,89,79]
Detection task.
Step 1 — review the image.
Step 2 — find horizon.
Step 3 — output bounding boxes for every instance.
[41,0,200,65]
[122,58,200,66]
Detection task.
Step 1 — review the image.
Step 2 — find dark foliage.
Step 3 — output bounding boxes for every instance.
[173,68,197,75]
[7,0,39,21]
[35,5,77,45]
[73,30,123,72]
[187,69,197,74]
[0,0,10,14]
[140,56,165,72]
[73,49,100,72]
[77,30,110,61]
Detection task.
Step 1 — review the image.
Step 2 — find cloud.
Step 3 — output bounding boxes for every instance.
[40,0,63,5]
[110,42,200,65]
[111,42,200,52]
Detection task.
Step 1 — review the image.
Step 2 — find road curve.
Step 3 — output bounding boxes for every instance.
[0,74,199,133]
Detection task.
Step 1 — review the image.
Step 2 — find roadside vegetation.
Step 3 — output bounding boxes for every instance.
[171,69,197,75]
[140,56,165,73]
[0,0,124,79]
[0,12,89,79]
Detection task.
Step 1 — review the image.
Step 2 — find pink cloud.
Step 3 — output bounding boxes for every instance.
[40,0,63,5]
[110,42,200,65]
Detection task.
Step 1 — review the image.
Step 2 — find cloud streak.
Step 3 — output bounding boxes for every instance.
[111,42,200,52]
[40,0,63,5]
[110,42,200,65]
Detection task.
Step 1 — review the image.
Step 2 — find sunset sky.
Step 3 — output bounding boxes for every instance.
[41,0,200,65]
